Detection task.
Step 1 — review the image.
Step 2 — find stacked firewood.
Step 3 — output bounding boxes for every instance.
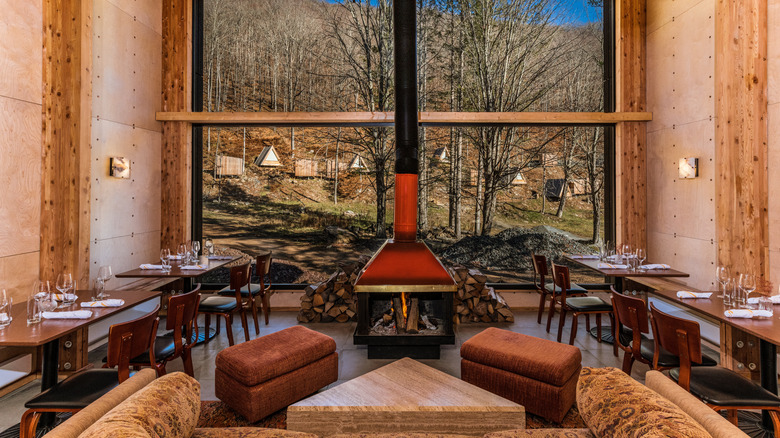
[451,267,515,323]
[297,260,365,323]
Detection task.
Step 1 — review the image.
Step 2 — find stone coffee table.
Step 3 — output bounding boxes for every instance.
[287,357,526,436]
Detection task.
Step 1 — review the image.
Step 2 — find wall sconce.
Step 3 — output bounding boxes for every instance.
[678,157,698,179]
[109,157,131,178]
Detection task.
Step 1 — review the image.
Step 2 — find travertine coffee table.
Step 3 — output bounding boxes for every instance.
[287,357,526,436]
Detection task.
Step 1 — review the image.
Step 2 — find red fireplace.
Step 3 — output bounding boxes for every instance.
[353,0,456,359]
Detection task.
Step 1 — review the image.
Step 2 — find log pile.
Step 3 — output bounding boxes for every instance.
[297,259,365,323]
[451,267,515,323]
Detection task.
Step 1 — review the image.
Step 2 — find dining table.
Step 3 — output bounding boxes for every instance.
[0,289,161,428]
[114,255,239,279]
[563,254,690,345]
[648,289,780,434]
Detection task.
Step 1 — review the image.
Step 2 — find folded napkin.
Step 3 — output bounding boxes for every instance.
[570,254,599,259]
[180,264,206,270]
[52,293,77,301]
[677,291,712,299]
[724,309,773,318]
[168,255,183,260]
[140,264,164,270]
[0,313,10,323]
[598,262,629,269]
[81,299,125,308]
[748,295,780,305]
[640,264,671,270]
[207,255,233,260]
[42,310,93,319]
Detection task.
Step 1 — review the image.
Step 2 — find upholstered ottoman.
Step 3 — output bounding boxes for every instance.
[215,325,338,422]
[460,328,581,423]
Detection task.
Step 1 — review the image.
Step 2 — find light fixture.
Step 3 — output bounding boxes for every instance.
[678,157,698,179]
[109,157,131,178]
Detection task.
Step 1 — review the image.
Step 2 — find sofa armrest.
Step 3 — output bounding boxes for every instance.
[483,428,594,437]
[44,369,157,438]
[192,428,318,438]
[645,371,748,438]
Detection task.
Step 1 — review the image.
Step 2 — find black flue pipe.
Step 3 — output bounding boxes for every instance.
[394,0,418,175]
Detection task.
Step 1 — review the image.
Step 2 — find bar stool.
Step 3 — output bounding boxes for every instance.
[20,306,160,438]
[649,302,780,432]
[550,263,613,345]
[532,254,587,326]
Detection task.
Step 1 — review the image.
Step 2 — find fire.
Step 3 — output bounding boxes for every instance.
[401,293,408,319]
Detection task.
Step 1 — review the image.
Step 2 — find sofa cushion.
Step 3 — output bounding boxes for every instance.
[215,325,337,387]
[192,428,318,438]
[483,429,595,438]
[577,367,712,438]
[460,327,581,386]
[79,372,201,438]
[327,434,474,438]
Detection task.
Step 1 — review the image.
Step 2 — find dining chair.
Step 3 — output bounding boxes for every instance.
[198,262,251,345]
[532,254,586,326]
[130,285,201,376]
[612,289,717,375]
[217,252,273,331]
[649,302,780,432]
[20,306,160,438]
[549,263,613,345]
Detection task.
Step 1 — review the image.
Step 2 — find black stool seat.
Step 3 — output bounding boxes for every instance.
[565,296,612,312]
[670,367,780,407]
[130,335,181,363]
[218,283,262,296]
[199,296,238,312]
[24,369,119,409]
[545,282,587,294]
[639,337,717,368]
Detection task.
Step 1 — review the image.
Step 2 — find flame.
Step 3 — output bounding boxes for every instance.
[401,293,408,319]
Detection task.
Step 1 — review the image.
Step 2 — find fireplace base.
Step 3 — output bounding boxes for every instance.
[367,345,440,359]
[354,329,455,359]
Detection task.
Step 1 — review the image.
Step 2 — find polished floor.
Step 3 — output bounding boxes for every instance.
[0,309,655,431]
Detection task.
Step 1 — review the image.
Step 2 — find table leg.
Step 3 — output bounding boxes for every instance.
[761,340,777,431]
[38,339,60,428]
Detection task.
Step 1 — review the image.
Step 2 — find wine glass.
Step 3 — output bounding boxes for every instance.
[204,238,214,256]
[160,248,171,273]
[192,240,201,259]
[715,266,730,298]
[56,273,75,307]
[97,266,113,299]
[0,289,12,328]
[738,273,756,309]
[34,280,57,313]
[177,243,188,265]
[635,248,646,269]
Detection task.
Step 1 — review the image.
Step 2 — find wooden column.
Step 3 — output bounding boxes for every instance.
[715,0,768,278]
[41,0,92,287]
[615,0,647,250]
[161,0,192,251]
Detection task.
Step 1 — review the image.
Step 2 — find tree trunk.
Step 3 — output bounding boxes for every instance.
[475,154,483,236]
[375,162,387,239]
[556,178,569,218]
[418,126,428,232]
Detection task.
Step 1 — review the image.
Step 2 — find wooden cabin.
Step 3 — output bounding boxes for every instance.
[254,146,283,167]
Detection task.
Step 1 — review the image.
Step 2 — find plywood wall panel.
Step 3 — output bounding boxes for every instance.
[0,0,42,104]
[0,253,40,305]
[132,21,163,132]
[646,26,676,132]
[768,0,780,106]
[0,99,42,258]
[647,0,697,34]
[90,231,161,287]
[92,0,135,126]
[648,231,717,291]
[106,0,163,34]
[768,103,780,257]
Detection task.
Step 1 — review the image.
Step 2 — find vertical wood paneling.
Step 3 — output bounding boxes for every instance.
[41,0,92,287]
[160,0,192,250]
[616,0,648,249]
[715,0,769,278]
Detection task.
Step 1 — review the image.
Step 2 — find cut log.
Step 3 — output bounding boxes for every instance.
[336,313,350,323]
[393,297,406,334]
[406,298,420,333]
[312,294,324,307]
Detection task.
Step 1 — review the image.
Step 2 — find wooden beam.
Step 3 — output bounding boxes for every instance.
[715,0,768,278]
[615,0,647,250]
[41,0,92,287]
[155,111,653,126]
[161,0,192,251]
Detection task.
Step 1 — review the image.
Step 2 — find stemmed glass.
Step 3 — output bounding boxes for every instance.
[0,289,12,328]
[34,280,57,313]
[55,273,75,307]
[177,243,188,265]
[97,266,113,299]
[192,240,201,260]
[160,248,171,273]
[738,273,756,309]
[716,266,730,298]
[635,248,646,270]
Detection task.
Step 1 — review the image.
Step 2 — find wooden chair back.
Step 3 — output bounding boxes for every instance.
[166,285,201,351]
[229,263,251,293]
[531,254,548,289]
[611,288,649,334]
[256,252,272,289]
[649,302,703,390]
[106,305,160,382]
[550,263,571,299]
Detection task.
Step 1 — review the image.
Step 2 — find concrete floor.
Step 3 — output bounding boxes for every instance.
[0,309,653,432]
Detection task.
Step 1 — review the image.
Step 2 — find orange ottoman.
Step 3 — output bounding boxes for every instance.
[460,328,581,423]
[215,325,338,422]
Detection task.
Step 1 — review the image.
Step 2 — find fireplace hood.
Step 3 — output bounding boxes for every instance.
[353,0,456,294]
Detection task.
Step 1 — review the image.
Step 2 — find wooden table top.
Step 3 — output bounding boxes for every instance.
[115,256,239,278]
[0,289,161,347]
[650,289,780,346]
[564,255,690,278]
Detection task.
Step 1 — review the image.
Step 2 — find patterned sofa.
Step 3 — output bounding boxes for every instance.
[44,367,747,438]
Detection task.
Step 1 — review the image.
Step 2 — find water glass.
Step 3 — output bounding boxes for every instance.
[723,278,735,307]
[91,278,104,302]
[758,297,774,317]
[0,289,12,328]
[716,265,730,298]
[27,292,41,324]
[160,248,172,273]
[738,273,756,308]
